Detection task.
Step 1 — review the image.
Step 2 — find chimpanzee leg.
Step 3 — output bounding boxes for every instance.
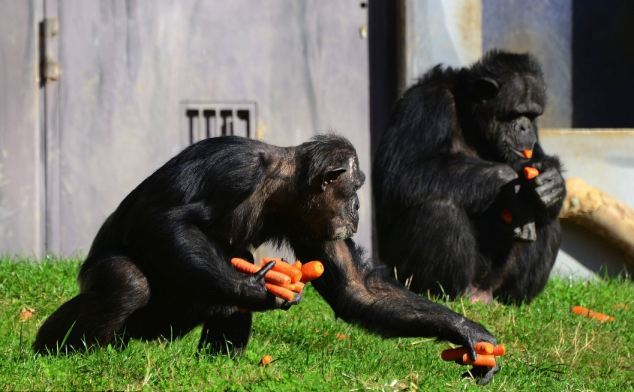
[33,255,150,354]
[383,200,481,297]
[494,220,561,303]
[198,306,252,357]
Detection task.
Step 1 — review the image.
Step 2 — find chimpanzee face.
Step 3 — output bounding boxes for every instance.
[302,155,365,241]
[472,73,545,164]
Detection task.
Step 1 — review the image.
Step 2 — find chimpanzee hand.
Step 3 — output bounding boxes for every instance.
[528,163,566,209]
[450,318,500,385]
[241,262,302,311]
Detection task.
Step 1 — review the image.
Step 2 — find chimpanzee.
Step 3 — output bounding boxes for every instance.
[34,135,499,383]
[373,50,566,304]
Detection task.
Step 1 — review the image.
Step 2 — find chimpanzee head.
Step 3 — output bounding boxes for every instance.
[462,50,546,164]
[297,135,365,241]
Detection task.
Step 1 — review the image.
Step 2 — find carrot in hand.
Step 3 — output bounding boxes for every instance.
[500,209,513,224]
[461,353,497,367]
[292,261,302,270]
[571,305,615,322]
[523,166,540,180]
[474,342,494,355]
[262,257,302,283]
[265,283,297,302]
[230,258,291,285]
[280,281,305,293]
[522,149,533,159]
[300,261,325,282]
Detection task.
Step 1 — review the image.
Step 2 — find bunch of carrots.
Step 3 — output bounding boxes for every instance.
[231,257,324,302]
[441,342,506,368]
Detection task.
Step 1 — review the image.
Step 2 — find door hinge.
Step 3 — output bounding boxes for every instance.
[39,17,60,86]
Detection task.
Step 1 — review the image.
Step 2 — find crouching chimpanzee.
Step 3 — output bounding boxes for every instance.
[373,50,566,304]
[34,135,499,383]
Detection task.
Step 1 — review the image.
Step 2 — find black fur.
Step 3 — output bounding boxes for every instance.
[373,50,566,304]
[34,135,498,384]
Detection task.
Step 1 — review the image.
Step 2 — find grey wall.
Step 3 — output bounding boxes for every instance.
[0,1,44,257]
[0,0,372,258]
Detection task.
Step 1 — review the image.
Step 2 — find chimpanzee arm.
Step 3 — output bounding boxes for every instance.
[292,239,497,352]
[389,155,518,215]
[130,203,284,311]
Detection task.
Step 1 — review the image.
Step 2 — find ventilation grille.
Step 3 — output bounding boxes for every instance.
[183,101,257,144]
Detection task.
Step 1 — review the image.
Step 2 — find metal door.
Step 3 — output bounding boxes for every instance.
[43,0,370,256]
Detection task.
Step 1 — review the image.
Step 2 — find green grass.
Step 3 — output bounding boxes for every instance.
[0,259,632,391]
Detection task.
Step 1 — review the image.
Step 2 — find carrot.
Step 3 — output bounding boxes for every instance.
[500,209,513,224]
[461,353,497,367]
[300,261,324,282]
[571,305,615,322]
[491,344,505,356]
[230,258,291,285]
[442,342,505,362]
[292,261,302,270]
[262,257,302,283]
[259,354,273,366]
[474,342,494,355]
[441,347,469,361]
[265,283,297,302]
[523,166,540,180]
[281,281,305,293]
[522,149,533,159]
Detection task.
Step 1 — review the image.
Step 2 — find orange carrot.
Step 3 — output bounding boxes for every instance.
[230,258,291,285]
[571,305,615,322]
[474,342,494,355]
[259,354,273,366]
[300,261,324,283]
[523,166,540,180]
[493,344,505,356]
[280,281,305,293]
[441,347,469,361]
[522,149,533,159]
[265,283,297,302]
[262,257,302,283]
[442,342,505,362]
[461,353,497,367]
[293,261,303,270]
[500,209,513,224]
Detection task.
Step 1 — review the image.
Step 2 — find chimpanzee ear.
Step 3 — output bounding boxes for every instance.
[474,77,499,100]
[321,167,347,191]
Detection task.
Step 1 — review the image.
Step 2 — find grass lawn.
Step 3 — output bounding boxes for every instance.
[0,259,632,391]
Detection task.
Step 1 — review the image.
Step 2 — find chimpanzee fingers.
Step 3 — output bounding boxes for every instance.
[533,168,562,187]
[254,261,276,282]
[535,185,565,208]
[461,365,500,385]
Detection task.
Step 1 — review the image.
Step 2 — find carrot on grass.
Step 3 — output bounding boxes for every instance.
[300,261,324,282]
[230,258,291,285]
[265,283,296,302]
[523,166,540,180]
[571,305,615,322]
[262,257,302,283]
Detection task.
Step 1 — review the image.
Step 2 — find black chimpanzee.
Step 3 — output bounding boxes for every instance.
[373,50,566,304]
[34,135,499,383]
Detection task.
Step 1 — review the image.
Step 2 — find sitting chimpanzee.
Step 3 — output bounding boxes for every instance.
[373,50,566,304]
[34,135,498,383]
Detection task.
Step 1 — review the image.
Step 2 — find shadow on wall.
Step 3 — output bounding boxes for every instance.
[572,1,634,127]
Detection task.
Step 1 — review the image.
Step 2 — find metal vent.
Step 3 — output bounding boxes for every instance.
[182,101,257,144]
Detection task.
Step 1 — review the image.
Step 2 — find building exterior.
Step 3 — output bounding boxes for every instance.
[1,0,632,278]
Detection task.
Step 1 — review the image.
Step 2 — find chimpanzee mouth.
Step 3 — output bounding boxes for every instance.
[509,148,528,159]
